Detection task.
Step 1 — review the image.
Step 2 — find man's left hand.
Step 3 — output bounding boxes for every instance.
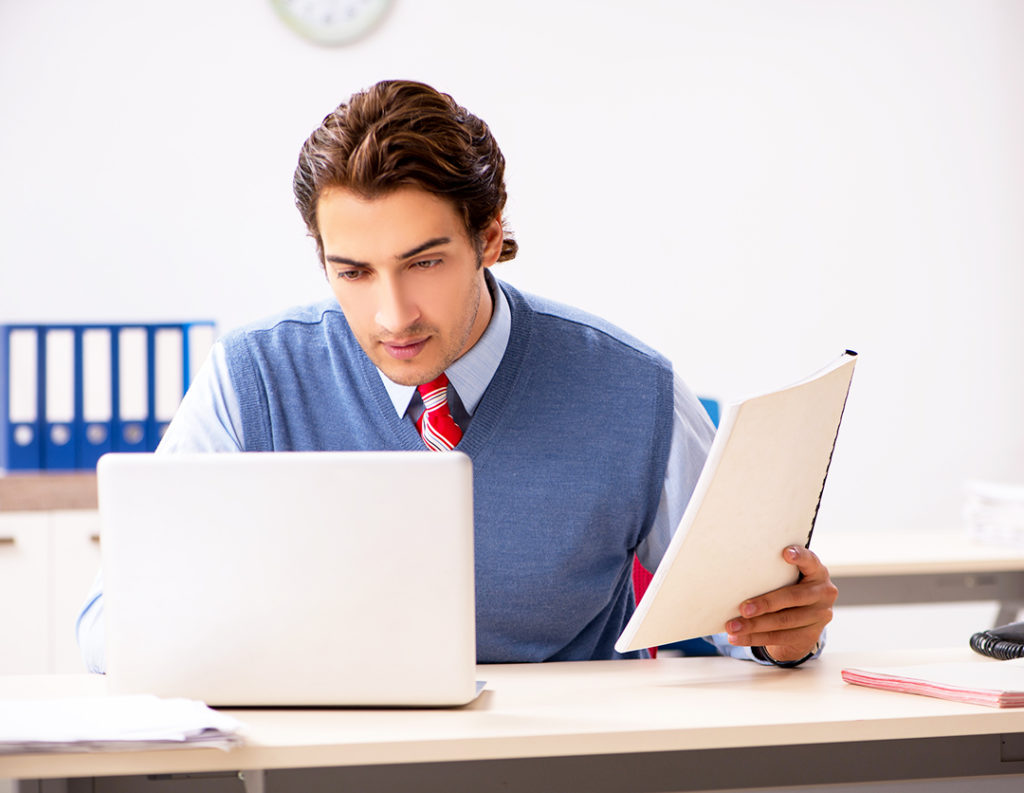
[725,545,838,663]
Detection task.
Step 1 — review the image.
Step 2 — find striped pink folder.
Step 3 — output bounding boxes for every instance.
[842,660,1024,708]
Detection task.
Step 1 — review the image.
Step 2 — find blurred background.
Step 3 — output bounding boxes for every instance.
[1,0,1022,540]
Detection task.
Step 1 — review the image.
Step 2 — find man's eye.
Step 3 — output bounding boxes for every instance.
[336,270,363,281]
[414,259,441,269]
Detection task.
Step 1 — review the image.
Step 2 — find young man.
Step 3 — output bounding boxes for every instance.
[77,80,836,673]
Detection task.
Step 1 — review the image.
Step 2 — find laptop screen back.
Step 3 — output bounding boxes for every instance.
[99,451,477,706]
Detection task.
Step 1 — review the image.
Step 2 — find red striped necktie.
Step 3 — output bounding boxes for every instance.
[416,374,463,451]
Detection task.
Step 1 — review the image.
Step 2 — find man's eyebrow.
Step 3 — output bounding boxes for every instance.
[325,254,369,268]
[398,237,451,260]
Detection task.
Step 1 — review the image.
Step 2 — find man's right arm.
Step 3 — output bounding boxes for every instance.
[75,342,244,673]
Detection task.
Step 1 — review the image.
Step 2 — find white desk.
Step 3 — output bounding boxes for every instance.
[816,530,1024,625]
[4,649,1024,792]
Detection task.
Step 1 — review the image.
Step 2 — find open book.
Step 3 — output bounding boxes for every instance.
[842,660,1024,708]
[616,351,857,653]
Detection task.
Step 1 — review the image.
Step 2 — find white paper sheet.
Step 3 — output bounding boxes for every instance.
[0,695,243,753]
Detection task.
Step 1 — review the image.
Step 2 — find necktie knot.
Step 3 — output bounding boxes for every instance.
[416,374,463,451]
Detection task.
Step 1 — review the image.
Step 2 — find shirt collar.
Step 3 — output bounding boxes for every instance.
[378,274,511,418]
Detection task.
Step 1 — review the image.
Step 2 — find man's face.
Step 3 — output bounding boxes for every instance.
[317,186,502,387]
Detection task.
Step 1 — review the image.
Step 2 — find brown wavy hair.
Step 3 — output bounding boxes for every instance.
[294,80,518,267]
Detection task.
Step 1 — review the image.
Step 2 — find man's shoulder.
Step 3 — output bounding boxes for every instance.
[223,299,346,345]
[501,280,669,367]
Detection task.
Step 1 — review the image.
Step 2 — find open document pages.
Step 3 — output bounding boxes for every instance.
[616,351,858,653]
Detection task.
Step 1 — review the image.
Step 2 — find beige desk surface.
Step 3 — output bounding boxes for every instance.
[814,529,1024,577]
[2,648,1024,781]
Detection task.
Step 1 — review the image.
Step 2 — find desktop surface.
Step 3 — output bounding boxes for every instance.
[816,529,1024,577]
[3,648,1024,789]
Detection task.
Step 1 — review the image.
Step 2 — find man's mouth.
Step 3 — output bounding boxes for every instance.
[381,337,428,360]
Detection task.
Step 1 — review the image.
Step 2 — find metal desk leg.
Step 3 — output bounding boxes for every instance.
[239,770,264,793]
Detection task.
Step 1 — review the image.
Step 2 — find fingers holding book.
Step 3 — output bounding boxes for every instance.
[725,546,838,664]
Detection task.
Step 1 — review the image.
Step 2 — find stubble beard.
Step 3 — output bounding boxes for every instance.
[372,276,483,387]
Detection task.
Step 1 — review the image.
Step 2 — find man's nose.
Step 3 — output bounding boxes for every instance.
[374,276,420,333]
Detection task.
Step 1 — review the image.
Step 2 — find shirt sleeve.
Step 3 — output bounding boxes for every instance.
[75,342,245,673]
[156,341,245,453]
[635,372,715,572]
[75,569,106,674]
[636,372,761,662]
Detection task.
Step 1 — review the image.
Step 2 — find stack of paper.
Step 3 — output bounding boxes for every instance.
[0,695,243,753]
[842,659,1024,708]
[964,480,1024,547]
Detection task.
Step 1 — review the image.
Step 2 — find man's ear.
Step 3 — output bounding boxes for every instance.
[480,216,504,268]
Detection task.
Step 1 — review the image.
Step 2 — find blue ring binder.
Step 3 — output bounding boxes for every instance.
[0,321,216,472]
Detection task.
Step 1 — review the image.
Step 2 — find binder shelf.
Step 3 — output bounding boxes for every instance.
[0,322,216,472]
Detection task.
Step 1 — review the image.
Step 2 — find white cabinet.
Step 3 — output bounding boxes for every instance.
[0,510,101,675]
[0,513,50,675]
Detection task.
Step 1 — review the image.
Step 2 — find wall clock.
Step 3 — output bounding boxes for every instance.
[271,0,393,46]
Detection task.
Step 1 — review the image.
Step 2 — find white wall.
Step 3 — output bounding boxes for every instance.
[2,0,1022,535]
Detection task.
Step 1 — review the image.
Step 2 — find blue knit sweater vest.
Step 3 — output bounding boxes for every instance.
[222,279,674,662]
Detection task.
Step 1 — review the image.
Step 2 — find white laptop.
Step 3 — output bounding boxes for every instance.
[97,451,479,707]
